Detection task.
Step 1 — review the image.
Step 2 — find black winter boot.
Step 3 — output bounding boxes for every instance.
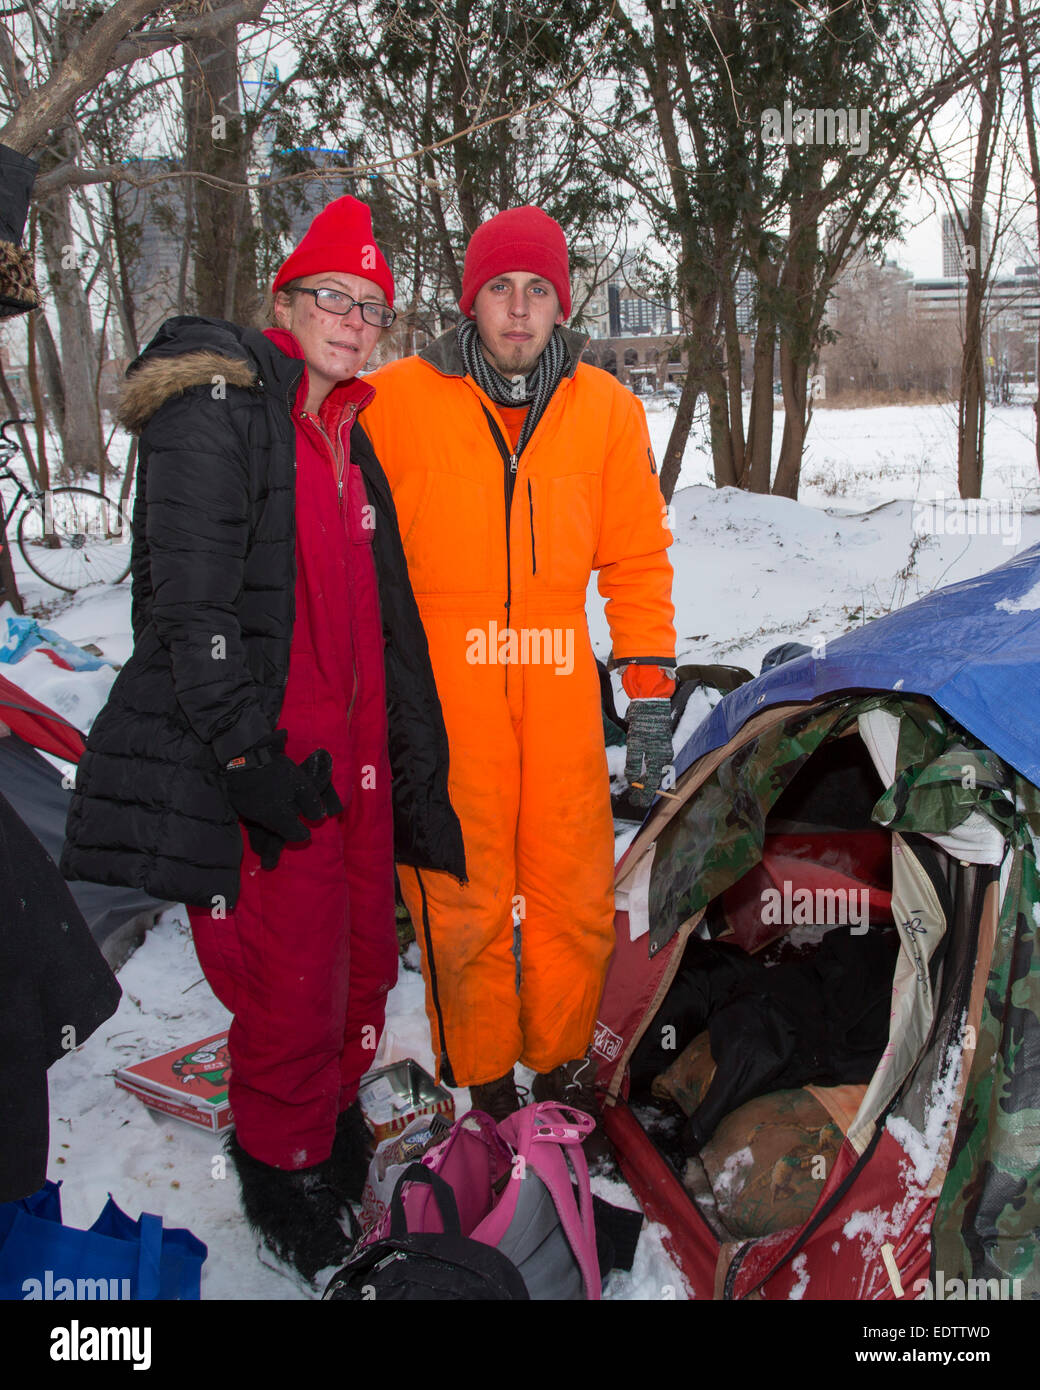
[468,1070,521,1122]
[227,1133,355,1285]
[327,1101,374,1205]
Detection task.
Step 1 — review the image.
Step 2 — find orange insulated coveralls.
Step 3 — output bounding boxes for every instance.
[363,327,675,1087]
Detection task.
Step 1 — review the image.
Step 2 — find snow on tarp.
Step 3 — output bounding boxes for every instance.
[673,542,1040,788]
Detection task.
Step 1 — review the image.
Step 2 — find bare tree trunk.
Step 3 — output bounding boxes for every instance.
[36,140,106,482]
[744,314,777,492]
[0,531,23,614]
[1012,0,1040,477]
[773,339,810,499]
[120,437,137,510]
[706,374,737,489]
[771,190,821,500]
[420,16,464,305]
[26,211,63,439]
[25,308,49,493]
[679,282,733,489]
[956,0,1006,498]
[182,23,258,323]
[721,284,746,484]
[177,175,194,317]
[958,273,987,498]
[104,181,140,359]
[658,365,700,504]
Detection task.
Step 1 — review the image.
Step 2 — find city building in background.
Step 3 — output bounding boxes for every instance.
[574,249,674,339]
[942,208,993,278]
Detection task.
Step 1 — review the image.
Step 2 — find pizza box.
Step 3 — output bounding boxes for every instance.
[114,1032,233,1133]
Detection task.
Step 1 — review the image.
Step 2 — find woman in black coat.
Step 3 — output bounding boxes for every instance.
[62,198,463,1285]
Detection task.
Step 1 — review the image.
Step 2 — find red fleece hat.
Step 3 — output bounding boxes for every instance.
[459,205,570,319]
[272,195,394,308]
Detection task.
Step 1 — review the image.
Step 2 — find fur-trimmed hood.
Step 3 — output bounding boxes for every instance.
[117,316,273,435]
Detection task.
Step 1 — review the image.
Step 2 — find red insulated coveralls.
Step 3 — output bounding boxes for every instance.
[188,329,396,1170]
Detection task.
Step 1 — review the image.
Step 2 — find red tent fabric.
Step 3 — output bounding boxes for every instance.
[0,671,85,761]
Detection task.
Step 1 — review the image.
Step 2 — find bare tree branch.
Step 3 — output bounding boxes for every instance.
[0,0,271,153]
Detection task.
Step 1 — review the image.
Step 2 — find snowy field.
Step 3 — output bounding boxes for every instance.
[4,400,1039,1300]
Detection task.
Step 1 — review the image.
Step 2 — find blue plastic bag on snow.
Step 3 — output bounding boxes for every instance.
[0,1180,207,1300]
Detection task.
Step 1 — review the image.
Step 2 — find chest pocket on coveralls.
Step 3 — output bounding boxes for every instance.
[398,471,492,595]
[544,471,600,590]
[345,461,375,546]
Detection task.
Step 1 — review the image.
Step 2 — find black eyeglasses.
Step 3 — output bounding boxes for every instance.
[292,286,396,327]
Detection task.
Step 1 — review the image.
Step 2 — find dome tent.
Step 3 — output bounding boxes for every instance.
[594,543,1040,1300]
[0,671,168,962]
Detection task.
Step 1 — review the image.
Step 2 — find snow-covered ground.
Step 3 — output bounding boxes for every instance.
[4,400,1039,1300]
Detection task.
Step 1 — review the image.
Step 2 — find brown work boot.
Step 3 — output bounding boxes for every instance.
[532,1052,599,1115]
[468,1070,521,1122]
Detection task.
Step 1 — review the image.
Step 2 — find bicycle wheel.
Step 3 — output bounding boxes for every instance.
[17,487,133,592]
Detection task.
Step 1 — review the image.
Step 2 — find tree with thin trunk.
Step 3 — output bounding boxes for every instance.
[1012,0,1040,477]
[928,0,1010,499]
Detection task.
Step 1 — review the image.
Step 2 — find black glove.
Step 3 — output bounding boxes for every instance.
[222,730,339,870]
[298,747,344,819]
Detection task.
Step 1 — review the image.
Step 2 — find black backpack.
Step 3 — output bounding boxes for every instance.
[322,1165,530,1302]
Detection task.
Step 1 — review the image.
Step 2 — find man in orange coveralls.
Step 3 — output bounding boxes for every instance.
[363,206,676,1127]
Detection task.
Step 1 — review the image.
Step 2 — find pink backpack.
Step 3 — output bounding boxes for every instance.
[359,1102,602,1300]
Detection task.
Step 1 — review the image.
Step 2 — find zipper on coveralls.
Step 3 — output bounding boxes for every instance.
[480,404,517,655]
[301,405,361,713]
[415,868,456,1087]
[302,404,357,502]
[337,407,360,716]
[527,479,536,574]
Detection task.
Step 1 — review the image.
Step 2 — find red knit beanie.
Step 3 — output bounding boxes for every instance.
[459,205,570,319]
[272,195,394,308]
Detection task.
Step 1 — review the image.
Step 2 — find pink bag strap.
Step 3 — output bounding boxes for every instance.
[498,1102,602,1300]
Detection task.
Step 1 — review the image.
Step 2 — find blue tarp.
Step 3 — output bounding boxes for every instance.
[676,542,1040,786]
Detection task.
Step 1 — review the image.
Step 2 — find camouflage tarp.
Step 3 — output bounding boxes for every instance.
[647,701,858,953]
[931,841,1040,1293]
[870,703,1040,1292]
[870,696,1040,849]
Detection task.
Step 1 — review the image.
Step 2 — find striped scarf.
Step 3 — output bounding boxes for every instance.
[456,317,567,459]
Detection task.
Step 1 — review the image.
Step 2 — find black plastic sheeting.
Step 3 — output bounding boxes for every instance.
[0,734,169,963]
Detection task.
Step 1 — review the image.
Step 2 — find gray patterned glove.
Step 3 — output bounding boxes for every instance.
[624,698,673,809]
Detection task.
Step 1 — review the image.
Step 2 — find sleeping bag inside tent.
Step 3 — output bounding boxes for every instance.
[593,543,1040,1301]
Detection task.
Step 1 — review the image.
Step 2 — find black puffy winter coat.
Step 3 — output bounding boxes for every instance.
[61,316,465,907]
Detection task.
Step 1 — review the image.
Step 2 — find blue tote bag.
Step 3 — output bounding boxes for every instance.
[0,1180,207,1300]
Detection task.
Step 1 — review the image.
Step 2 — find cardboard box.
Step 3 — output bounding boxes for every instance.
[114,1033,233,1133]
